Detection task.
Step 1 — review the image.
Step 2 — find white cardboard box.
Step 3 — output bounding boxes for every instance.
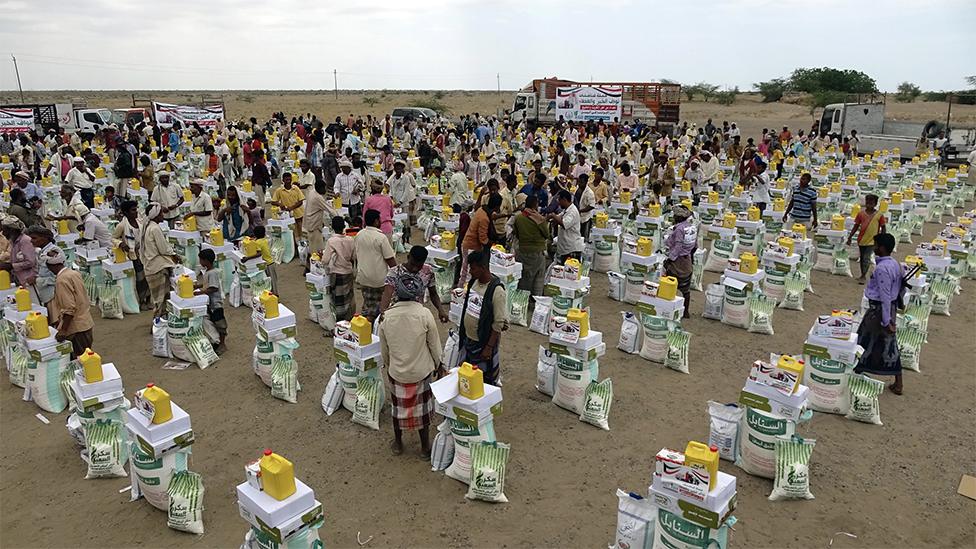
[739,380,809,421]
[723,268,765,285]
[125,402,192,445]
[72,363,123,400]
[236,479,317,530]
[238,499,323,544]
[253,304,297,334]
[102,260,134,280]
[549,329,603,351]
[804,326,860,364]
[169,292,208,311]
[167,230,200,245]
[333,337,381,359]
[649,471,737,530]
[431,370,504,422]
[636,294,685,321]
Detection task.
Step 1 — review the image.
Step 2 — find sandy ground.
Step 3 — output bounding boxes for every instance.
[4,90,974,140]
[1,211,974,548]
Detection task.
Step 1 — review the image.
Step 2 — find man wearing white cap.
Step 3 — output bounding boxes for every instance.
[64,156,95,208]
[387,158,416,224]
[44,246,94,359]
[150,172,184,227]
[334,159,364,223]
[140,202,179,320]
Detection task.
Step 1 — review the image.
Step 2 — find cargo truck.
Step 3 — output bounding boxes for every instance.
[818,96,975,163]
[509,78,681,129]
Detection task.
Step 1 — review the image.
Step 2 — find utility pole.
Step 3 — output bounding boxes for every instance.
[497,73,500,95]
[333,69,338,100]
[12,55,25,102]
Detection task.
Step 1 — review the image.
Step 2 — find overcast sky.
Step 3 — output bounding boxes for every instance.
[1,0,973,92]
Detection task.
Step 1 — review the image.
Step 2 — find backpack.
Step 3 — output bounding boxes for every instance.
[114,149,134,178]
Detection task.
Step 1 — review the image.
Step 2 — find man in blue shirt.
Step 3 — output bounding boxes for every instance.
[784,172,819,228]
[168,128,181,154]
[518,172,549,210]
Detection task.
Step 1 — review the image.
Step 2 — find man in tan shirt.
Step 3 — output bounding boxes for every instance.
[44,247,94,358]
[379,275,443,456]
[355,209,396,322]
[140,202,179,320]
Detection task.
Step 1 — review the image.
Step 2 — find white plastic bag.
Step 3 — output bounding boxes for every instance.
[85,420,127,479]
[152,318,171,358]
[320,367,343,416]
[845,373,884,425]
[702,283,724,320]
[607,271,625,301]
[441,329,461,371]
[529,296,552,335]
[707,401,745,461]
[430,421,455,472]
[611,489,655,549]
[351,375,382,430]
[535,346,557,397]
[617,312,641,354]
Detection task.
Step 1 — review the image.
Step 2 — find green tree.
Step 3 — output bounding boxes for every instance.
[895,82,921,103]
[714,87,739,105]
[753,78,788,102]
[965,75,976,87]
[362,96,380,107]
[806,90,848,116]
[789,67,877,94]
[684,82,719,102]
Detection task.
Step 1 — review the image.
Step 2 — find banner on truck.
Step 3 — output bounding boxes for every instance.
[555,86,622,122]
[152,102,224,127]
[0,108,34,134]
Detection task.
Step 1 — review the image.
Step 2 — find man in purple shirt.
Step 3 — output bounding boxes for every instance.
[854,233,904,394]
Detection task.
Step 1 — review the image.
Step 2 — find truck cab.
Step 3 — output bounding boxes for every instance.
[112,108,150,127]
[818,102,884,137]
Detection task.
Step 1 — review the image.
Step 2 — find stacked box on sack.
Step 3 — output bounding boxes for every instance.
[333,317,385,429]
[237,451,324,547]
[253,295,300,403]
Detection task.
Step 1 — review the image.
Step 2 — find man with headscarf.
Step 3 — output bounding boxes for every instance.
[378,261,443,457]
[44,246,94,359]
[379,245,448,322]
[26,225,58,306]
[387,158,417,225]
[140,202,179,320]
[0,216,38,301]
[663,205,697,319]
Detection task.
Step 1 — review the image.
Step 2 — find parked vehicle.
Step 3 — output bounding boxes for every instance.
[509,78,681,129]
[391,107,437,123]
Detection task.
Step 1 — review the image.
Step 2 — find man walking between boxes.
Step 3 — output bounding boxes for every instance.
[854,232,903,395]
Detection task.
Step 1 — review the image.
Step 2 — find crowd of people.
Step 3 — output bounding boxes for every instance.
[0,108,961,441]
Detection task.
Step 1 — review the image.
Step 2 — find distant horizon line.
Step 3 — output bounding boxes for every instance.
[0,89,517,94]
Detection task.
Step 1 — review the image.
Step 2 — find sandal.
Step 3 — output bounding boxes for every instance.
[390,440,404,456]
[889,384,903,396]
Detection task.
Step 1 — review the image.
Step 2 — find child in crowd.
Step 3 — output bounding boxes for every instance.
[322,216,357,321]
[197,249,227,354]
[245,225,278,294]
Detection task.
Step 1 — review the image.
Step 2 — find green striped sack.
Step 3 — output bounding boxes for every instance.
[99,280,124,319]
[465,441,510,503]
[664,329,691,374]
[509,289,530,327]
[747,293,776,335]
[929,276,956,316]
[185,327,219,370]
[130,442,189,511]
[167,470,205,534]
[769,435,816,501]
[779,271,806,311]
[896,326,926,373]
[580,378,612,430]
[351,375,381,430]
[85,419,127,479]
[271,354,299,404]
[845,373,885,425]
